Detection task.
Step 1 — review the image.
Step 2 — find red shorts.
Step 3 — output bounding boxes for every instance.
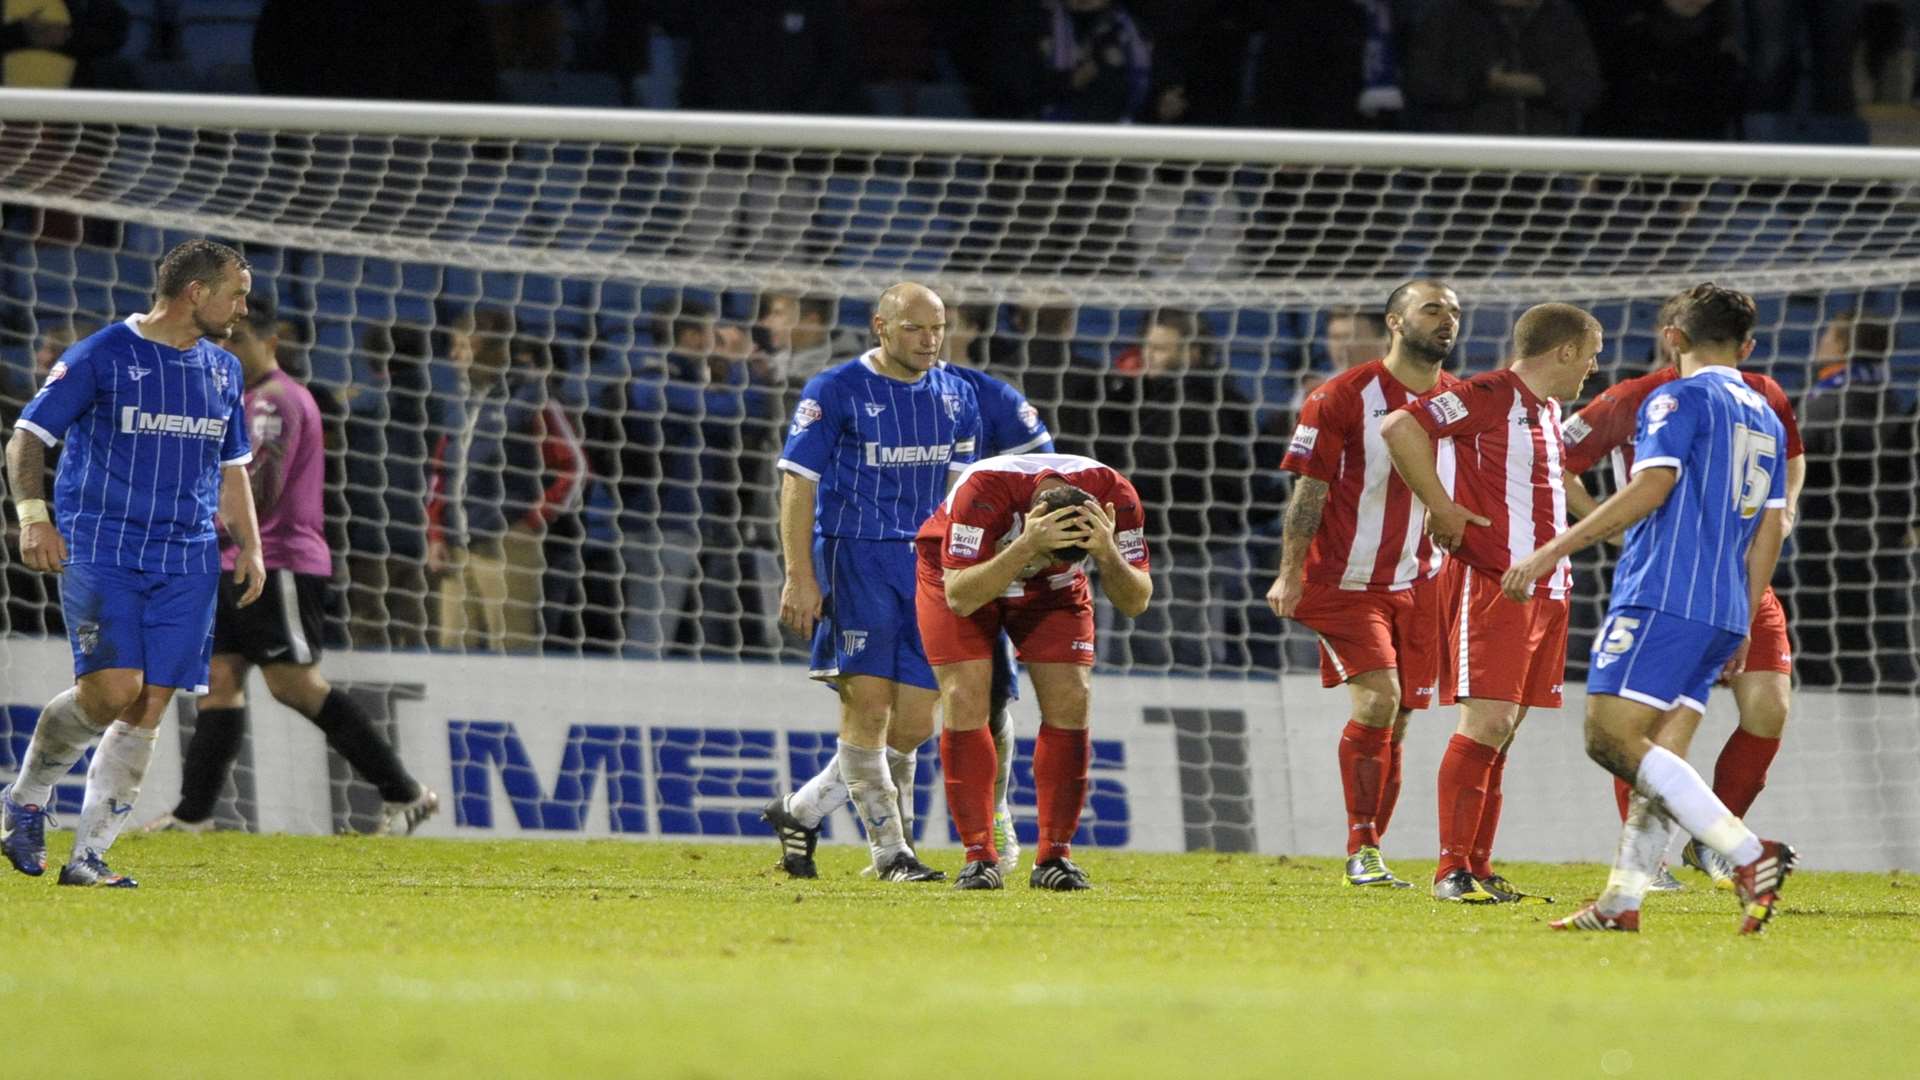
[1291,576,1443,711]
[914,555,1097,667]
[1439,562,1569,709]
[1739,588,1792,676]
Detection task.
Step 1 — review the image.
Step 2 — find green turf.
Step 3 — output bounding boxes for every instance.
[3,834,1915,1079]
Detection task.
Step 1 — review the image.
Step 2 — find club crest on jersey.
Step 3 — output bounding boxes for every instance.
[127,365,152,382]
[791,398,823,434]
[841,630,868,657]
[864,403,887,417]
[1018,401,1041,431]
[949,523,985,558]
[1288,424,1318,458]
[75,621,100,656]
[1646,394,1678,434]
[1424,392,1468,426]
[212,363,230,394]
[942,393,963,420]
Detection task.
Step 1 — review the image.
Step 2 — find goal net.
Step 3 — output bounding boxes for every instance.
[0,91,1915,867]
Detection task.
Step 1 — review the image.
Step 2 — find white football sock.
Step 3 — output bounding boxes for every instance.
[840,742,907,867]
[71,721,157,862]
[1636,746,1762,866]
[885,746,917,850]
[9,688,107,807]
[1597,793,1678,916]
[788,753,847,829]
[989,705,1015,808]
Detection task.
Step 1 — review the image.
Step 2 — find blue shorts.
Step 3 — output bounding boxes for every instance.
[810,536,935,691]
[1586,606,1745,715]
[62,562,220,693]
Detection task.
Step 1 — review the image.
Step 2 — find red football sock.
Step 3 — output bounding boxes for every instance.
[940,726,999,865]
[1469,749,1508,879]
[1032,723,1090,865]
[1338,720,1394,854]
[1613,776,1632,822]
[1435,734,1499,881]
[1713,729,1781,819]
[1378,737,1405,838]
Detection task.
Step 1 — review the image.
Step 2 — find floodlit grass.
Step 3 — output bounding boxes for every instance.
[3,834,1916,1079]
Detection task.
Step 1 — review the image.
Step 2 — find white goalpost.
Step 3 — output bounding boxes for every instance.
[0,89,1914,869]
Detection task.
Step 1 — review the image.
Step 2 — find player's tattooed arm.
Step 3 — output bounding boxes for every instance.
[6,427,47,503]
[1264,476,1326,619]
[6,428,64,573]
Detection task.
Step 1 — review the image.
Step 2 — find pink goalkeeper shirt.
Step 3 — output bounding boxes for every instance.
[221,367,332,576]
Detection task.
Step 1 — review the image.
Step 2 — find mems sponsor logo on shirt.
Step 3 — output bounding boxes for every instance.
[119,407,228,440]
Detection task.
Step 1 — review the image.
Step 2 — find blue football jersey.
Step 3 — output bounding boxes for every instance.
[1609,366,1788,634]
[16,317,252,574]
[940,362,1054,457]
[778,351,983,540]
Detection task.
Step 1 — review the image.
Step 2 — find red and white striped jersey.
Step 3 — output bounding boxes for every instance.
[1403,368,1571,598]
[1562,366,1803,487]
[1280,360,1460,592]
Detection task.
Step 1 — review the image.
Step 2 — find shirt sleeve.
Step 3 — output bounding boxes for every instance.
[950,389,982,473]
[1279,384,1347,483]
[14,345,100,446]
[988,379,1053,455]
[1561,383,1641,475]
[776,373,841,482]
[939,473,1010,570]
[220,361,253,467]
[1403,375,1510,440]
[1758,375,1805,459]
[1629,386,1698,478]
[1106,472,1150,571]
[1765,417,1789,509]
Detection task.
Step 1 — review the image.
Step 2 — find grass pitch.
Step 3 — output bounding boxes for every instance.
[3,834,1915,1079]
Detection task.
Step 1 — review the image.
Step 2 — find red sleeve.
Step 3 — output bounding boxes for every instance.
[1104,472,1150,570]
[426,432,449,547]
[939,473,1015,571]
[527,402,585,529]
[1753,374,1804,459]
[1561,381,1645,475]
[1402,373,1510,439]
[1279,382,1350,483]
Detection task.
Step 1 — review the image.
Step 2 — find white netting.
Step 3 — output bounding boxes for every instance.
[0,95,1915,855]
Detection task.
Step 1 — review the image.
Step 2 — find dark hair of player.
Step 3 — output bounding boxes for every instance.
[156,239,250,299]
[1384,278,1453,321]
[1513,302,1601,357]
[232,292,277,340]
[1670,283,1757,347]
[1032,482,1096,560]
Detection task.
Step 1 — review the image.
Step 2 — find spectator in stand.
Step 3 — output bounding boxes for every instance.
[654,0,862,114]
[585,303,709,657]
[341,324,433,649]
[500,337,586,652]
[1301,306,1391,402]
[1580,0,1743,141]
[255,0,498,102]
[1403,0,1602,136]
[687,322,783,654]
[1062,310,1256,669]
[1746,0,1865,116]
[1,0,126,89]
[1139,0,1260,126]
[1248,0,1406,131]
[1,320,88,636]
[427,307,516,652]
[1793,312,1919,689]
[971,0,1155,122]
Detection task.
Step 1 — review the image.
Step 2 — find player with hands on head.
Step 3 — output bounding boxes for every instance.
[3,239,263,888]
[1268,279,1464,890]
[917,454,1151,890]
[1502,284,1796,934]
[1382,301,1601,905]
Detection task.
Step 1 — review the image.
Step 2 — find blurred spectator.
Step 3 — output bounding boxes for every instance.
[972,0,1155,122]
[255,0,498,102]
[1,319,88,636]
[1793,312,1919,689]
[1140,0,1260,126]
[1250,0,1406,131]
[1403,0,1602,136]
[501,337,586,651]
[485,0,571,71]
[586,303,710,657]
[427,307,516,652]
[1062,310,1257,670]
[341,324,434,649]
[1856,1,1916,107]
[1300,306,1390,401]
[2,0,126,89]
[783,295,864,385]
[1581,0,1743,140]
[1746,0,1864,115]
[690,322,783,653]
[946,302,998,369]
[654,0,861,114]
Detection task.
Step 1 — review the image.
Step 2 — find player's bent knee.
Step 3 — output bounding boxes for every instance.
[935,670,993,731]
[78,668,144,721]
[262,662,331,717]
[1029,664,1091,730]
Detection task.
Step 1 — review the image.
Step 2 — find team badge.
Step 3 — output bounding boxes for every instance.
[75,621,100,657]
[942,393,963,421]
[1018,401,1041,431]
[212,362,230,395]
[841,630,868,657]
[791,398,823,435]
